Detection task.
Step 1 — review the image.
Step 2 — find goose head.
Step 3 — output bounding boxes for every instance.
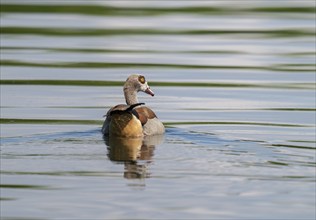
[123,74,154,105]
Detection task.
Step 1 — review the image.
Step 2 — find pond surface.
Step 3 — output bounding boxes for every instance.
[1,1,315,219]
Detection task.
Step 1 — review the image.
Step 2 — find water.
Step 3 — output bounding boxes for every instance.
[1,1,315,219]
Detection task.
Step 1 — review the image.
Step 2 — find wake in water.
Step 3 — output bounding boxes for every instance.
[1,127,233,147]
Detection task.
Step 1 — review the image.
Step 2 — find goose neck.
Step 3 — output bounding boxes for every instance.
[124,87,138,105]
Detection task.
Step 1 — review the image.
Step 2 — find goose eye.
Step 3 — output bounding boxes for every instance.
[138,75,146,84]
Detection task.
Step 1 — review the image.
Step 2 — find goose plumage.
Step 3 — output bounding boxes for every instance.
[102,74,165,137]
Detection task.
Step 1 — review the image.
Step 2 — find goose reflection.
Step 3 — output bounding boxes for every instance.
[105,134,164,180]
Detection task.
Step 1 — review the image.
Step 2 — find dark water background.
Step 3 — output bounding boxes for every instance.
[1,0,315,219]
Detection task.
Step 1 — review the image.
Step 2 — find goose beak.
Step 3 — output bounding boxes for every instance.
[145,88,154,96]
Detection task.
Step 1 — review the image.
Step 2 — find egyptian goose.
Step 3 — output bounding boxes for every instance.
[102,74,165,137]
